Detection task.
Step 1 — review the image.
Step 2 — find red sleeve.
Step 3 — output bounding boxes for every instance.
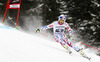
[65,22,73,35]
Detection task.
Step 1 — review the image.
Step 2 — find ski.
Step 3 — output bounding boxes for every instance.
[86,57,91,60]
[62,45,72,54]
[79,49,91,60]
[82,55,91,60]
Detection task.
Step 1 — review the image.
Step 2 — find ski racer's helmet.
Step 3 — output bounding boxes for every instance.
[58,14,67,22]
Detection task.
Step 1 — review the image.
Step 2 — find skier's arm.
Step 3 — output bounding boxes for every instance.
[36,22,54,33]
[41,22,54,30]
[65,23,73,35]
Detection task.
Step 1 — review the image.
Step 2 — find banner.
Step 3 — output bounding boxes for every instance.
[7,0,21,9]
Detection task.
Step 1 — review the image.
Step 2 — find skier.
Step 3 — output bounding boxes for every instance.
[36,14,91,60]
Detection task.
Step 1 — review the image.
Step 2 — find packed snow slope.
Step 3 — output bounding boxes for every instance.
[0,23,100,62]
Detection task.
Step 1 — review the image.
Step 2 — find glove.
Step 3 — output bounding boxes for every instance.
[36,29,41,33]
[69,34,71,36]
[69,34,72,40]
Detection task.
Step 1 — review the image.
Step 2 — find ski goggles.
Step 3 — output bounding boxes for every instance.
[60,19,64,22]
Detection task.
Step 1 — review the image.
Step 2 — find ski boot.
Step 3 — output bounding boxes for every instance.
[79,49,91,60]
[62,45,72,54]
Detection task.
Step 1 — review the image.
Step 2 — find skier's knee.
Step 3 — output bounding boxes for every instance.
[56,40,59,42]
[60,42,65,46]
[54,35,60,43]
[67,41,73,47]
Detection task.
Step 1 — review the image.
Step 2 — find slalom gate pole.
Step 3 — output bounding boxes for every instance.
[40,32,48,37]
[2,0,9,24]
[16,8,20,29]
[16,0,21,29]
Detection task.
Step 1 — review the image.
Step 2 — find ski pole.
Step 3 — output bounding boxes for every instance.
[40,32,48,37]
[81,42,100,51]
[72,39,100,51]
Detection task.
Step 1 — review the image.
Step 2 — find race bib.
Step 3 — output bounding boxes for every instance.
[55,29,64,32]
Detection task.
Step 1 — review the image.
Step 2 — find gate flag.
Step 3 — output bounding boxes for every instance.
[3,0,21,29]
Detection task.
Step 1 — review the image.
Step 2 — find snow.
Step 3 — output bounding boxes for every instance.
[29,4,43,12]
[91,1,100,7]
[0,23,100,62]
[79,27,84,30]
[90,26,96,31]
[0,3,3,5]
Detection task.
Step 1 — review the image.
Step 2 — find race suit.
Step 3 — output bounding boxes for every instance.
[41,21,80,52]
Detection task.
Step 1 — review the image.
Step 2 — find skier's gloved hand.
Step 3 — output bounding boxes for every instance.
[69,34,71,37]
[69,34,72,40]
[36,29,41,33]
